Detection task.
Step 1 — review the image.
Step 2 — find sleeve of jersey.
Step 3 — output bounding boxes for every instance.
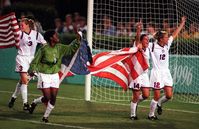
[148,42,153,52]
[167,36,174,49]
[37,33,47,45]
[61,39,80,56]
[29,48,42,72]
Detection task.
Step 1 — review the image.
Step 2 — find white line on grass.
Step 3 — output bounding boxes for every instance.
[1,90,199,114]
[0,90,84,101]
[95,101,199,114]
[0,116,91,129]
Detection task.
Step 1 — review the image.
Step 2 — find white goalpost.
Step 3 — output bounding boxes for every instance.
[86,0,199,104]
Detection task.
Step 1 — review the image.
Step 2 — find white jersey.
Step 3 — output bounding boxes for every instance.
[149,36,173,70]
[142,48,150,73]
[17,30,46,56]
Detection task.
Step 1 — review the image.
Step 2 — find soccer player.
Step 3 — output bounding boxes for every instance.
[129,22,151,120]
[8,16,46,110]
[28,30,81,123]
[148,16,186,120]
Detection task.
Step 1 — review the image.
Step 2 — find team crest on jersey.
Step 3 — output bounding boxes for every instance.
[162,49,165,53]
[28,37,31,40]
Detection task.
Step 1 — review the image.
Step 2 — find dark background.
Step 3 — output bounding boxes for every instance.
[10,0,88,18]
[1,0,88,30]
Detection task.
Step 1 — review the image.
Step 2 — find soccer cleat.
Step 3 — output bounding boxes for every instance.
[130,116,138,120]
[157,104,163,115]
[29,102,37,114]
[23,102,30,111]
[148,115,158,120]
[8,97,16,108]
[42,117,49,123]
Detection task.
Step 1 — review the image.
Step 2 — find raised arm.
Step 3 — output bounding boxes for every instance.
[135,21,142,46]
[172,16,186,39]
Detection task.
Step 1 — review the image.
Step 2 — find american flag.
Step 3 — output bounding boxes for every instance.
[59,38,148,90]
[0,12,20,49]
[88,48,148,90]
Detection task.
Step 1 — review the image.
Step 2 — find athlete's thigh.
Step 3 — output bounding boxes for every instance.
[150,69,164,89]
[163,70,173,87]
[140,73,150,88]
[15,55,29,72]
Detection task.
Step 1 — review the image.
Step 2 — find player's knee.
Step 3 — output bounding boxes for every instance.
[142,94,149,100]
[154,96,160,101]
[166,95,172,100]
[50,99,56,106]
[142,92,150,99]
[42,96,50,103]
[21,80,28,85]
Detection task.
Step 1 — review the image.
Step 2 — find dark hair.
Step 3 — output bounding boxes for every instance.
[140,34,148,41]
[44,29,56,43]
[154,30,168,41]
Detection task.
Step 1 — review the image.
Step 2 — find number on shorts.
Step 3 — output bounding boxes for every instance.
[134,83,140,89]
[154,82,160,88]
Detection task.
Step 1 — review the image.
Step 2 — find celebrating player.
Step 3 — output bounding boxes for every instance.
[129,22,151,120]
[148,16,186,120]
[8,16,46,110]
[28,30,81,123]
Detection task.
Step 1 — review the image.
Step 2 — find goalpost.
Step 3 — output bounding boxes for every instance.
[86,0,199,104]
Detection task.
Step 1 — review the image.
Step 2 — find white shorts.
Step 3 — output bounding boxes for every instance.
[129,72,150,90]
[37,73,59,89]
[150,69,173,89]
[15,55,34,72]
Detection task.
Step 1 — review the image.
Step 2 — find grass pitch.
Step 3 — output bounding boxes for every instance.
[0,78,198,129]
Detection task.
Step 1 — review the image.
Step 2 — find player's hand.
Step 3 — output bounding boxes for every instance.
[28,71,37,77]
[181,16,186,24]
[76,31,82,42]
[136,22,142,31]
[136,20,142,31]
[136,43,142,51]
[136,22,142,29]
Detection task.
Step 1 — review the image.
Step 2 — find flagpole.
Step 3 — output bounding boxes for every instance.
[59,48,80,84]
[85,0,94,101]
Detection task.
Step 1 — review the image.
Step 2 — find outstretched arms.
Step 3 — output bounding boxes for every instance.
[172,16,186,39]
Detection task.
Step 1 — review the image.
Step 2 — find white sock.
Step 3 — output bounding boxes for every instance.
[149,99,158,117]
[33,96,43,104]
[130,101,137,117]
[12,82,21,98]
[20,84,28,104]
[158,95,169,107]
[43,101,54,118]
[137,94,144,103]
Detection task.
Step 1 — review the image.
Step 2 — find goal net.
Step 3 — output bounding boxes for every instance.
[87,0,199,104]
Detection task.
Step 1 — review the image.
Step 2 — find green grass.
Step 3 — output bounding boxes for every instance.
[0,78,199,129]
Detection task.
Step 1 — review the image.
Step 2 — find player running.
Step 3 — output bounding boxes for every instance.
[129,21,151,120]
[28,30,81,123]
[148,16,186,120]
[8,16,46,110]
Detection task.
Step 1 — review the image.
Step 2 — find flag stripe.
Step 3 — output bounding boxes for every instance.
[0,12,19,49]
[89,50,148,90]
[93,71,128,90]
[88,54,129,72]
